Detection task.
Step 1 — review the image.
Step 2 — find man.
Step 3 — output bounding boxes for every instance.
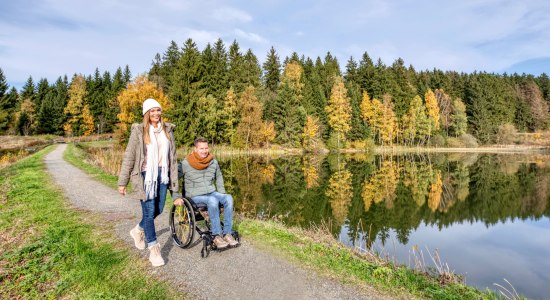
[175,137,239,249]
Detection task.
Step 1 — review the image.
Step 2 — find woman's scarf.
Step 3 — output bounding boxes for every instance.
[186,151,213,170]
[143,124,170,199]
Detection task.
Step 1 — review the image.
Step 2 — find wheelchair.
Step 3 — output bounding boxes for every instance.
[169,197,240,258]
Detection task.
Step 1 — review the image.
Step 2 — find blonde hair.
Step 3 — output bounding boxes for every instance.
[143,111,169,145]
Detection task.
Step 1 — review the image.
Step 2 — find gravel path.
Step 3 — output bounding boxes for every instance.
[44,144,382,300]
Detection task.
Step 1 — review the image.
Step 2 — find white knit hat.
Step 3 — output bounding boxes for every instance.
[142,98,161,115]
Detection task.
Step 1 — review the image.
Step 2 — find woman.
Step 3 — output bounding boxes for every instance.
[118,98,181,267]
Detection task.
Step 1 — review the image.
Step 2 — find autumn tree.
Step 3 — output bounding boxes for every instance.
[302,115,323,152]
[219,87,238,144]
[16,99,35,136]
[81,104,95,135]
[116,75,170,142]
[435,89,453,135]
[235,86,263,148]
[450,99,468,136]
[63,75,87,136]
[425,89,440,132]
[325,76,352,148]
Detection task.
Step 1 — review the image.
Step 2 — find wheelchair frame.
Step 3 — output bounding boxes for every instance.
[169,197,240,258]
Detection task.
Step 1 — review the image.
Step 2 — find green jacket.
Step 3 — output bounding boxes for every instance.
[178,158,226,198]
[118,122,181,200]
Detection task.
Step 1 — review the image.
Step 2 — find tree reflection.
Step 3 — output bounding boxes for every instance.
[219,153,550,248]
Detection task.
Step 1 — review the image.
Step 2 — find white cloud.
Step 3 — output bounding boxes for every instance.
[212,6,253,23]
[233,29,268,44]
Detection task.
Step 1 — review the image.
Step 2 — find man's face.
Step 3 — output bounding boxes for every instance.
[195,142,209,159]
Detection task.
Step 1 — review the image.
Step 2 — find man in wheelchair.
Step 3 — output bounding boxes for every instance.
[174,137,239,249]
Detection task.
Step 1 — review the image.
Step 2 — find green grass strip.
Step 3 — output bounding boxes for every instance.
[236,219,500,300]
[0,146,181,299]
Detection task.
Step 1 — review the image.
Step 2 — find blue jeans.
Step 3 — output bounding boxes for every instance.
[191,192,233,236]
[139,170,168,247]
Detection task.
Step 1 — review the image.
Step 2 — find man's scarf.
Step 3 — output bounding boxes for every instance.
[186,151,213,170]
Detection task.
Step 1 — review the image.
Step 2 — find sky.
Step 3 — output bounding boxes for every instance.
[2,0,550,90]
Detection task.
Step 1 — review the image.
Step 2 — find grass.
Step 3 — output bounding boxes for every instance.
[236,219,500,300]
[0,146,181,299]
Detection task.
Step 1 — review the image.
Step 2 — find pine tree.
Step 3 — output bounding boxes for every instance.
[273,62,306,146]
[156,41,181,93]
[196,94,218,143]
[227,40,246,95]
[243,49,261,88]
[0,69,12,132]
[344,58,369,141]
[168,38,204,146]
[263,46,281,93]
[325,76,352,148]
[35,78,50,109]
[0,68,7,99]
[0,87,18,132]
[20,76,36,104]
[465,73,516,143]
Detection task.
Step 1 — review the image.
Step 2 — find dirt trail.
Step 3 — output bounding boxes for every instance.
[44,144,380,300]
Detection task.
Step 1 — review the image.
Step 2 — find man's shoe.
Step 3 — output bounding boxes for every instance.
[130,225,146,250]
[224,234,239,247]
[213,235,229,249]
[148,244,165,267]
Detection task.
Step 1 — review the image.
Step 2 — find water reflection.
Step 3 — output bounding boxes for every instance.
[218,152,550,298]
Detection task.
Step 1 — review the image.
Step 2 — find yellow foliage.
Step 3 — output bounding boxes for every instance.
[361,160,400,211]
[82,104,95,136]
[259,121,276,148]
[325,164,352,226]
[283,61,304,96]
[116,75,170,126]
[261,164,275,184]
[303,156,321,189]
[325,76,352,137]
[425,89,440,130]
[302,115,321,150]
[63,74,87,136]
[428,170,443,212]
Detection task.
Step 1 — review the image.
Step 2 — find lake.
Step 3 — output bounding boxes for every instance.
[218,151,550,299]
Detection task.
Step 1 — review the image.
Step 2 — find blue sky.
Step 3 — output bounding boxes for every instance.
[1,0,550,90]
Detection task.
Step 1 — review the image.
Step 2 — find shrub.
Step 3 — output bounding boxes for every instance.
[495,123,518,144]
[429,134,446,147]
[459,134,479,148]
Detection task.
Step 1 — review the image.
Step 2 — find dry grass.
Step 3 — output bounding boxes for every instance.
[0,135,54,151]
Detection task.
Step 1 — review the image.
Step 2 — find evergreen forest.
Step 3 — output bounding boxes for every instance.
[2,38,550,148]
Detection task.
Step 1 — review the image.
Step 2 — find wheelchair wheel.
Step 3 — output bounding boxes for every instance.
[169,198,195,248]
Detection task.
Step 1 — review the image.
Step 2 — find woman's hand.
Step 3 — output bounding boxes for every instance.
[118,186,126,196]
[174,198,184,206]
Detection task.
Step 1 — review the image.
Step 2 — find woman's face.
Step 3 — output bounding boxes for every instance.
[148,107,161,125]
